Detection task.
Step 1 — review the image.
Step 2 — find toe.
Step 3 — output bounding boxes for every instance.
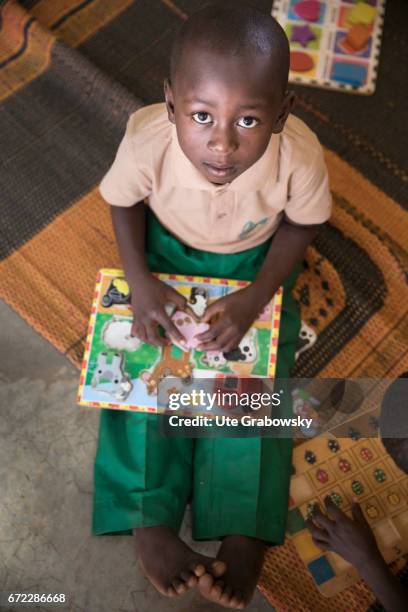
[198,571,215,594]
[180,570,197,588]
[210,579,224,599]
[171,577,187,595]
[192,562,206,577]
[212,559,227,577]
[231,590,248,609]
[220,585,233,605]
[166,585,178,597]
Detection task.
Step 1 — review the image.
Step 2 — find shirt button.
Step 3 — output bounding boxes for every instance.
[217,213,227,219]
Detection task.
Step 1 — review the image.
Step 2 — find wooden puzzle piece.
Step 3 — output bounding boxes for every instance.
[318,485,349,511]
[292,530,323,563]
[293,0,321,22]
[373,518,402,550]
[102,316,142,352]
[351,439,378,467]
[361,496,386,525]
[345,24,372,52]
[188,286,208,318]
[307,556,335,586]
[307,462,336,491]
[347,3,377,27]
[379,485,407,514]
[101,277,131,308]
[290,50,315,73]
[299,499,321,521]
[331,61,368,87]
[91,352,133,401]
[342,472,372,502]
[171,310,210,350]
[329,450,355,479]
[291,24,316,48]
[141,344,193,395]
[366,461,390,491]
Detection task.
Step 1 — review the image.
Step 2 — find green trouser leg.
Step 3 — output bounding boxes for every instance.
[93,210,300,542]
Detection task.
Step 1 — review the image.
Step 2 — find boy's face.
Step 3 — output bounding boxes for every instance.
[165,47,293,185]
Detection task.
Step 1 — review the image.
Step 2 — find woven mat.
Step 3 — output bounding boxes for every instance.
[1,1,408,610]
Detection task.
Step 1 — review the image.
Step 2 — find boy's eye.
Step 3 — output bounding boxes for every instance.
[192,112,212,124]
[237,116,259,129]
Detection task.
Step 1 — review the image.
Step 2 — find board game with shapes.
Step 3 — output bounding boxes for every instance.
[272,0,386,94]
[77,269,282,413]
[287,431,408,596]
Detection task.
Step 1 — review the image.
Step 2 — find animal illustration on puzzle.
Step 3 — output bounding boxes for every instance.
[287,416,408,597]
[77,269,283,412]
[272,0,386,94]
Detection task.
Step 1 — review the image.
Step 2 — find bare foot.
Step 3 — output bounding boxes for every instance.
[198,535,267,609]
[135,525,226,597]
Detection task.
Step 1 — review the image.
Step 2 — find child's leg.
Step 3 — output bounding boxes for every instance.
[93,411,193,535]
[93,410,225,595]
[195,270,301,608]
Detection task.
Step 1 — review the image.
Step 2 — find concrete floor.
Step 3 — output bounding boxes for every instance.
[0,300,274,612]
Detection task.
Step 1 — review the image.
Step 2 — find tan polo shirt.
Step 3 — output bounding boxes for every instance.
[99,103,331,254]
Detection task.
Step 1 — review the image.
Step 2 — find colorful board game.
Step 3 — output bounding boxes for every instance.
[287,424,408,596]
[77,269,282,413]
[272,0,386,94]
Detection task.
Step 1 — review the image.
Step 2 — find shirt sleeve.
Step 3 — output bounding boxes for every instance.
[284,147,332,225]
[99,116,152,207]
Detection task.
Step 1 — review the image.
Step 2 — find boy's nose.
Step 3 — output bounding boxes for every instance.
[207,126,238,155]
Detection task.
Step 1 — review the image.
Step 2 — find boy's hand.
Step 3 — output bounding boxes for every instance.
[130,275,188,347]
[194,285,263,352]
[306,497,381,569]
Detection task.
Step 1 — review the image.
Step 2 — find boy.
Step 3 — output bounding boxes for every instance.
[307,376,408,612]
[94,3,331,609]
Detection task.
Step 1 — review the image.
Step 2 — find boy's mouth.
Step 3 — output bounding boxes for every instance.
[203,162,236,179]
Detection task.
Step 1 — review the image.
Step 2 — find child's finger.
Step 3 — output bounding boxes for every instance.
[131,321,146,342]
[201,300,226,323]
[312,507,336,532]
[167,287,187,311]
[311,536,330,551]
[351,502,369,526]
[144,321,168,346]
[305,518,329,540]
[155,311,186,344]
[324,496,344,521]
[195,320,226,343]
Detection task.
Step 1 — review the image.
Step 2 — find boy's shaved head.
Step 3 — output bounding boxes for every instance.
[170,2,289,95]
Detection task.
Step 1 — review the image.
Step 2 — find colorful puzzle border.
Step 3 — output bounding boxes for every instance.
[77,269,283,413]
[272,0,386,95]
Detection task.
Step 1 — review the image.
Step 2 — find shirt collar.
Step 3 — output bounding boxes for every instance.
[171,124,279,194]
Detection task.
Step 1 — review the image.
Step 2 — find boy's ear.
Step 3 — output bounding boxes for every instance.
[164,78,176,124]
[272,91,295,134]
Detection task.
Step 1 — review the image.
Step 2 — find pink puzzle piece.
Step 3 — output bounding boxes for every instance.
[294,0,320,22]
[171,311,209,350]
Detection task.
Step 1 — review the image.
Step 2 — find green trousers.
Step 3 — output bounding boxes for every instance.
[92,211,301,544]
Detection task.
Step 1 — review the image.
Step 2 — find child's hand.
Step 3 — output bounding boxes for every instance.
[130,276,188,347]
[306,497,381,570]
[194,285,261,352]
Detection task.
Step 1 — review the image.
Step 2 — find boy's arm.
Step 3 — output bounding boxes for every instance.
[196,216,320,352]
[110,203,186,346]
[249,215,320,308]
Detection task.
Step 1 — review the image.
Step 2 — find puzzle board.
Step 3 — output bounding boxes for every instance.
[287,422,408,596]
[77,269,282,413]
[272,0,386,94]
